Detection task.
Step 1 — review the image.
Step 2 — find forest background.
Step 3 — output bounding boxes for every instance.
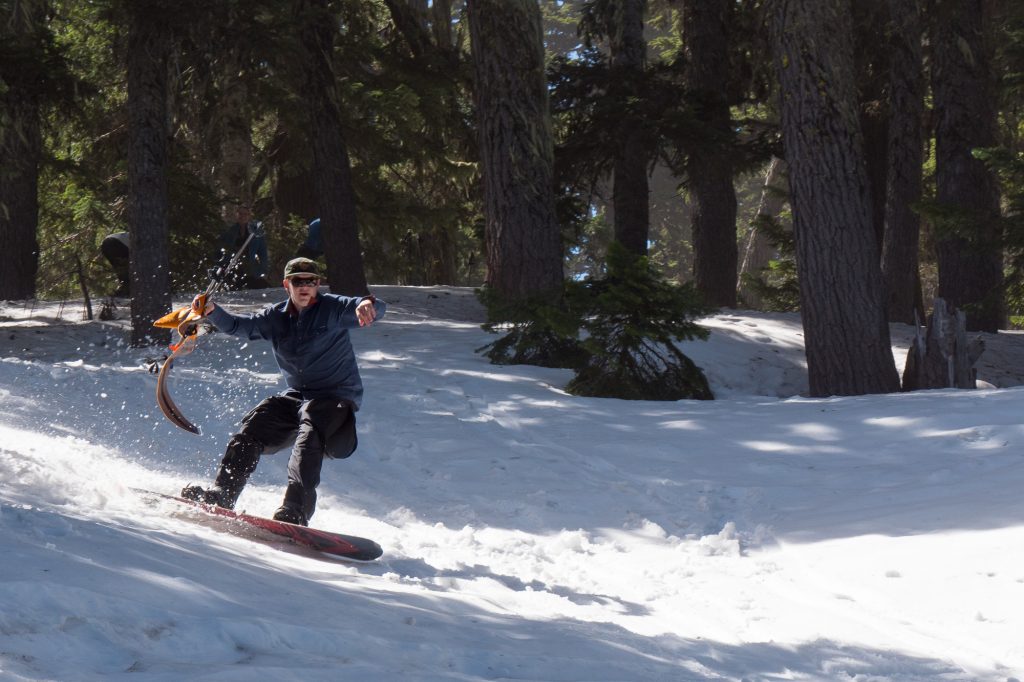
[1,0,1023,399]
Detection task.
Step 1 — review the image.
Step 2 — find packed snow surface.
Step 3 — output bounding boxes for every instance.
[1,286,1023,681]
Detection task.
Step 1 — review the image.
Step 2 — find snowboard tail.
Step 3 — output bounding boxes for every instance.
[138,489,382,561]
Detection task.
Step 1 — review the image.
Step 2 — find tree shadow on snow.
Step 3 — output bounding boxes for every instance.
[0,504,984,681]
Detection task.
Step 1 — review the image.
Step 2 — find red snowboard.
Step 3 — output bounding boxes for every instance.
[139,489,382,561]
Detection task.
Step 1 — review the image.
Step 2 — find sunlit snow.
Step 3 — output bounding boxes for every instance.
[1,285,1022,681]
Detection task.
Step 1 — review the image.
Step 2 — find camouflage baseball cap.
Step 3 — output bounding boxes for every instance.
[283,257,321,279]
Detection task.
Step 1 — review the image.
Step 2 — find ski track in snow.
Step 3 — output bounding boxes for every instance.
[0,285,1023,681]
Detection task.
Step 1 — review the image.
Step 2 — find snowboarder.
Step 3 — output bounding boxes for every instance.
[181,257,386,526]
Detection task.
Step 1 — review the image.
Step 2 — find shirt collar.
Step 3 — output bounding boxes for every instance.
[285,294,319,317]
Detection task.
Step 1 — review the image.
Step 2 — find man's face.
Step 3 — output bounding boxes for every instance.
[284,276,319,309]
[236,206,252,224]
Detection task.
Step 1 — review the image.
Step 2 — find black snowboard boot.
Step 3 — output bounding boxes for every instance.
[272,504,307,526]
[181,484,233,507]
[272,481,309,525]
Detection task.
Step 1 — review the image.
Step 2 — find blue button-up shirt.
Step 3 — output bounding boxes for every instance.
[207,293,386,409]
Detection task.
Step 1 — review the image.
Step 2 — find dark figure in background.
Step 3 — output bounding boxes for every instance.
[296,217,323,260]
[101,232,131,296]
[217,204,270,289]
[181,257,387,526]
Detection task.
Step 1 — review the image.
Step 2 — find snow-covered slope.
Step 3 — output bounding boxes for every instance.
[1,287,1022,681]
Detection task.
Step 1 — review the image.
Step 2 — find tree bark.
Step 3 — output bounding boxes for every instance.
[430,0,454,50]
[852,0,892,251]
[269,122,317,226]
[126,3,173,347]
[737,157,789,309]
[216,50,253,209]
[382,0,461,287]
[297,0,369,295]
[769,0,900,396]
[0,0,45,300]
[683,0,737,307]
[931,0,1004,332]
[382,0,432,60]
[880,0,925,324]
[609,0,651,257]
[467,0,563,300]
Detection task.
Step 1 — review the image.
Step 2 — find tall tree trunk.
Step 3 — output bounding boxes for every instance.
[860,108,889,249]
[427,225,457,284]
[737,156,789,309]
[269,122,317,226]
[467,0,563,300]
[931,0,1004,332]
[217,51,253,209]
[769,0,900,396]
[610,0,650,257]
[427,0,461,286]
[852,0,892,251]
[382,0,461,286]
[880,0,925,324]
[683,0,738,307]
[430,0,453,49]
[382,0,432,59]
[126,3,173,347]
[297,0,369,295]
[0,0,45,300]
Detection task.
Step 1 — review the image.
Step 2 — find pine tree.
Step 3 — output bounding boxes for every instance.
[608,0,651,257]
[768,0,901,396]
[296,0,369,295]
[931,0,1004,331]
[467,0,563,302]
[566,242,713,400]
[682,0,738,308]
[0,0,47,300]
[125,0,174,346]
[880,0,925,324]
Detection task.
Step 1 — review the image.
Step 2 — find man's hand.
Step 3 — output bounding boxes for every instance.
[356,298,377,327]
[191,294,214,316]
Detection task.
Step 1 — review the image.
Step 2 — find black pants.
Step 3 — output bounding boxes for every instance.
[236,390,357,521]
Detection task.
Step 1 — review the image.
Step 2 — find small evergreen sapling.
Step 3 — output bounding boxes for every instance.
[476,244,715,400]
[476,286,587,369]
[567,243,714,400]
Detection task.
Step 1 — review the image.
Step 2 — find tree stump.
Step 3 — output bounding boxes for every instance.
[902,298,984,390]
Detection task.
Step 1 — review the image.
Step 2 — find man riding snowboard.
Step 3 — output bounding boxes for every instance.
[182,257,385,526]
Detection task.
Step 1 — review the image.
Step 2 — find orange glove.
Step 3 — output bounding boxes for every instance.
[191,294,212,316]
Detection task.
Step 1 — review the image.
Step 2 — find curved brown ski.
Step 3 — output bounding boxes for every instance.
[155,337,201,435]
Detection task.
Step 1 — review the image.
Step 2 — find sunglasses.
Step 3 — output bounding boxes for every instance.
[289,277,319,288]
